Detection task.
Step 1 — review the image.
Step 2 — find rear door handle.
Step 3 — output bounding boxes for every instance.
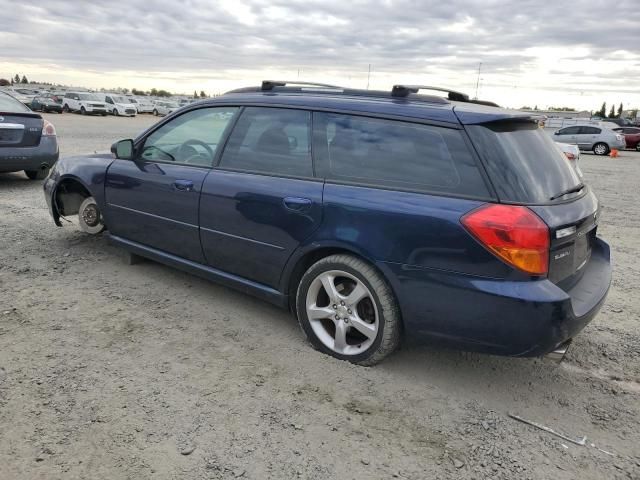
[173,179,194,192]
[283,197,312,212]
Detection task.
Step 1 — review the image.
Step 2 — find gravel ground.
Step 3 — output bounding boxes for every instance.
[1,113,639,480]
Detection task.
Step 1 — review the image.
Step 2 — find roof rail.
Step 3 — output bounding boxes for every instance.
[261,80,343,91]
[391,85,470,102]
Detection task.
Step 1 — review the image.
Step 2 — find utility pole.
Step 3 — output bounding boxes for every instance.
[366,64,371,90]
[474,62,482,99]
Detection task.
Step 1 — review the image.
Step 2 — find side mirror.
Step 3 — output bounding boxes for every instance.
[111,139,134,160]
[554,130,560,135]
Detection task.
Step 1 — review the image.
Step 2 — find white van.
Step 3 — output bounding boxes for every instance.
[102,94,137,116]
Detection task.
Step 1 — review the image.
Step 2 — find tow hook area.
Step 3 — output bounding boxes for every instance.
[546,339,572,363]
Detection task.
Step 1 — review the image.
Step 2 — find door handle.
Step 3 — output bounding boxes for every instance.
[283,197,312,212]
[173,179,194,192]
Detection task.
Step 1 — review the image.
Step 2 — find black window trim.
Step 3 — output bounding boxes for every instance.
[131,100,499,200]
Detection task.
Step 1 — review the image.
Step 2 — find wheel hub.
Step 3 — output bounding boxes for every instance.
[305,270,379,356]
[83,204,99,227]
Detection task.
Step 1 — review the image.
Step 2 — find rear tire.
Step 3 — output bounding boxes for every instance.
[153,109,158,116]
[24,169,49,180]
[62,104,70,113]
[296,254,401,366]
[593,142,609,156]
[78,197,105,235]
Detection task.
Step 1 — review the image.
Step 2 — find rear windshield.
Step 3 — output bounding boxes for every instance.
[0,93,31,113]
[467,121,582,203]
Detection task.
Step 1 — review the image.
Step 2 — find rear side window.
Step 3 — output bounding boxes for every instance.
[580,126,601,134]
[313,112,490,197]
[467,121,582,204]
[220,107,312,177]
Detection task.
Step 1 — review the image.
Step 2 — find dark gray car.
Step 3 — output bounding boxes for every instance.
[0,91,59,179]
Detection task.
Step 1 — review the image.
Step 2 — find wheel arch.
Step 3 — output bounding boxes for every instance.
[281,242,403,324]
[53,175,95,218]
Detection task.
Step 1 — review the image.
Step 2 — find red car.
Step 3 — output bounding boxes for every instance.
[613,127,640,151]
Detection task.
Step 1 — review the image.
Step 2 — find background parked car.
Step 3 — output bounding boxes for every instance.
[62,92,108,115]
[612,127,640,151]
[0,90,58,179]
[102,94,137,116]
[552,125,626,155]
[31,94,63,113]
[127,96,154,113]
[1,87,38,105]
[152,101,179,116]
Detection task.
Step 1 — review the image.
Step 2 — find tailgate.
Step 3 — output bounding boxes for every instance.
[0,113,43,147]
[530,188,600,286]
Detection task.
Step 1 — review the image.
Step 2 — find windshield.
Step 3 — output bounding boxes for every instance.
[114,96,130,103]
[467,120,582,203]
[165,102,178,108]
[15,88,37,95]
[78,93,102,101]
[0,92,32,112]
[128,98,138,103]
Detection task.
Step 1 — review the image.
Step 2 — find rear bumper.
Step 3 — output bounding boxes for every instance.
[0,136,59,173]
[382,237,612,357]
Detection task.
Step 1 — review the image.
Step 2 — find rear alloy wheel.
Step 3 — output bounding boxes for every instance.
[296,254,401,366]
[78,197,105,235]
[593,142,609,156]
[24,168,49,180]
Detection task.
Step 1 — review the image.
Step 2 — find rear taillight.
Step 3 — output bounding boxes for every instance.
[42,119,56,136]
[461,204,550,275]
[563,151,576,161]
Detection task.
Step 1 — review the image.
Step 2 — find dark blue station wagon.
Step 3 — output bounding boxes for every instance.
[44,81,611,365]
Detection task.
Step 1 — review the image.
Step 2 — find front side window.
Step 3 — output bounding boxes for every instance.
[220,107,312,177]
[313,112,489,197]
[140,107,238,167]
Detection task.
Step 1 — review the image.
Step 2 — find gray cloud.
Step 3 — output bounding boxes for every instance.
[0,0,639,96]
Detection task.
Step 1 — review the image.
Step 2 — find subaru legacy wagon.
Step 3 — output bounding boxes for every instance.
[44,81,611,365]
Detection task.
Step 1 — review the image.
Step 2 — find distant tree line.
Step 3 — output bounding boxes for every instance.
[595,101,624,118]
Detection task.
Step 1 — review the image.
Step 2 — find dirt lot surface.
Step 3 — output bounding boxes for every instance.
[1,113,639,480]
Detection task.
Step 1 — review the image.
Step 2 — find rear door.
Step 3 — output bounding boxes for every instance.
[577,126,601,149]
[200,107,323,288]
[104,106,239,263]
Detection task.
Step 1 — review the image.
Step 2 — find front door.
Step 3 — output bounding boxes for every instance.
[105,106,239,263]
[200,107,323,288]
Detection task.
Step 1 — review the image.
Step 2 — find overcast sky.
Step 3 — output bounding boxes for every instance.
[1,0,638,110]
